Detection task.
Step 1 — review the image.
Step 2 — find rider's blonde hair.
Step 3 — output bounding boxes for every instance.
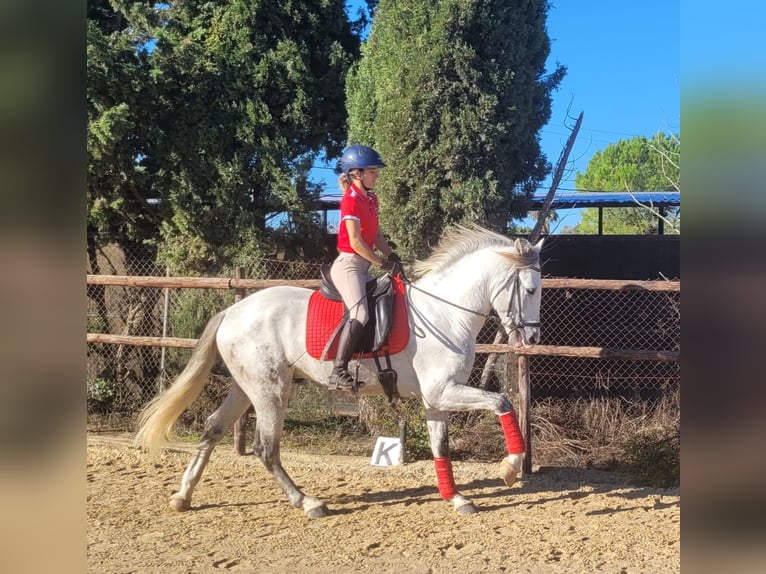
[338,170,363,192]
[338,173,351,192]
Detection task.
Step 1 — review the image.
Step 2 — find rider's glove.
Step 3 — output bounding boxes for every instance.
[380,259,397,274]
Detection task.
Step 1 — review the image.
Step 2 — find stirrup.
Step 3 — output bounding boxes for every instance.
[327,369,357,391]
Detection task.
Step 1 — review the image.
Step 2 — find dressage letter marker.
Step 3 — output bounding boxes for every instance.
[371,437,402,466]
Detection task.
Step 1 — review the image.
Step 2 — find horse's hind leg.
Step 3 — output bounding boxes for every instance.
[169,383,250,511]
[249,379,330,519]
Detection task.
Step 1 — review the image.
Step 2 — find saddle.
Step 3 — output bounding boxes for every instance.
[317,264,395,354]
[305,265,409,399]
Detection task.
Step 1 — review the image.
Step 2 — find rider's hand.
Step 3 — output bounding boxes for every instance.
[380,259,397,274]
[382,252,403,276]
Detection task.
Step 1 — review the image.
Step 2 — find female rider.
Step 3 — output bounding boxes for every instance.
[328,145,401,389]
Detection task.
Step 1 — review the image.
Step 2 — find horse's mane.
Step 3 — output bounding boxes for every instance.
[411,224,539,279]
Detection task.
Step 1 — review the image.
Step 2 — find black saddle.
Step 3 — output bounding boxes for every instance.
[319,264,395,354]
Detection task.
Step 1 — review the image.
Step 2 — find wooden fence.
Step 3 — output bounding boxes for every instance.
[86,272,680,473]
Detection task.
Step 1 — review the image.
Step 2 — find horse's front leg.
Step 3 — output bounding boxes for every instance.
[425,408,478,515]
[424,383,526,491]
[497,408,525,487]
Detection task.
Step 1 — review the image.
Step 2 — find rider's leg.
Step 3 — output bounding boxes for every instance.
[328,252,371,389]
[328,318,365,388]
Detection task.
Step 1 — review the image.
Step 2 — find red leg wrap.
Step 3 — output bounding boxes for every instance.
[500,411,526,454]
[433,457,457,500]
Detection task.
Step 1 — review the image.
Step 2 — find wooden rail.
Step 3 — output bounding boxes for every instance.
[87,333,198,348]
[87,274,679,292]
[86,333,679,363]
[86,272,679,473]
[87,274,321,290]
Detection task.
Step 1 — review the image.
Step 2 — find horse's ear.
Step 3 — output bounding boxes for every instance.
[534,238,544,251]
[513,238,523,252]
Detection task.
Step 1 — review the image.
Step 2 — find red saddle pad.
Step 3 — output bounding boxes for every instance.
[305,276,409,360]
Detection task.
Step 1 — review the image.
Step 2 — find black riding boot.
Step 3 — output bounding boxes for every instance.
[328,319,365,390]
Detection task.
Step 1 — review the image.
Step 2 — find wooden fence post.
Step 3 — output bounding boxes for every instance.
[517,355,533,475]
[231,267,250,455]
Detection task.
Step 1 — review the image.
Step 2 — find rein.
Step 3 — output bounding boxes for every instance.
[399,263,541,334]
[402,277,491,318]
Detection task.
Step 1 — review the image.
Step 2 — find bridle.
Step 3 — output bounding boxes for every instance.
[399,263,541,338]
[489,265,542,341]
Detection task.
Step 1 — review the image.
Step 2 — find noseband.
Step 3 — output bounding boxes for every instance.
[491,265,541,338]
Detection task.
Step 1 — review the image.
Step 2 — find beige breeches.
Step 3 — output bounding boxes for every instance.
[330,251,373,325]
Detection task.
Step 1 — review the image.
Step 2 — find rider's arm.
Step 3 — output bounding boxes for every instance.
[374,229,393,259]
[345,219,385,267]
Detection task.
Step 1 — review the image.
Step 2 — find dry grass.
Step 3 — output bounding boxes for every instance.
[532,389,680,473]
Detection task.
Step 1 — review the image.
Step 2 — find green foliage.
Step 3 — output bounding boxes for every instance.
[359,397,432,460]
[574,133,680,234]
[346,0,565,258]
[87,0,360,272]
[163,288,234,374]
[87,377,117,403]
[621,429,680,488]
[87,314,108,333]
[171,289,234,339]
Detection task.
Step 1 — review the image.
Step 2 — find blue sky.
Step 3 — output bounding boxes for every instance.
[682,0,766,91]
[539,1,679,191]
[314,1,680,230]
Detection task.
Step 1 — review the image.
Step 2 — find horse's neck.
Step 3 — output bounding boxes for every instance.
[410,252,494,339]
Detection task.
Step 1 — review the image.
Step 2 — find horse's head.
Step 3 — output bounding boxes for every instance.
[490,238,544,346]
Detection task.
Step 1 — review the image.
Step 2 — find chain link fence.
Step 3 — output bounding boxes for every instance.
[87,244,679,427]
[530,286,680,401]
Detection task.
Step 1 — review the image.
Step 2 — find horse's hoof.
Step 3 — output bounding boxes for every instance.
[169,494,191,512]
[305,504,330,519]
[456,502,478,516]
[451,494,478,515]
[499,456,522,487]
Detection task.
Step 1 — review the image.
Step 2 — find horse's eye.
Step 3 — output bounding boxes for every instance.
[526,288,536,295]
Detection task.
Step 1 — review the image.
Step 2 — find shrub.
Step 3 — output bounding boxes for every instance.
[87,377,117,415]
[531,390,680,475]
[621,428,680,488]
[87,377,117,403]
[359,397,432,461]
[163,289,234,378]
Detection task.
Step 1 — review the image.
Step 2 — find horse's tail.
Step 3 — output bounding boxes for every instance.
[135,310,227,455]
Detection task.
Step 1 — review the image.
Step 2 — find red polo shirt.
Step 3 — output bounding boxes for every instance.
[337,184,380,253]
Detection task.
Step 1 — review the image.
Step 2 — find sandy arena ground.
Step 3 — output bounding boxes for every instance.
[87,435,679,573]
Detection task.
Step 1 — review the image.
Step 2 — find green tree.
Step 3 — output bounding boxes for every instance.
[346,0,565,259]
[87,0,360,272]
[574,132,680,235]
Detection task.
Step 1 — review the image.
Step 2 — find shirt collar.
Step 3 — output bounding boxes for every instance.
[349,182,371,198]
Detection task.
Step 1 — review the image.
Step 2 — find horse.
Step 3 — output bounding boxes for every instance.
[136,225,543,517]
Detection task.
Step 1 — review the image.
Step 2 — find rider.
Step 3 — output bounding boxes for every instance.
[328,144,401,389]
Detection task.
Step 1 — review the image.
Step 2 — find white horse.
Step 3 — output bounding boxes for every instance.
[136,225,543,517]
